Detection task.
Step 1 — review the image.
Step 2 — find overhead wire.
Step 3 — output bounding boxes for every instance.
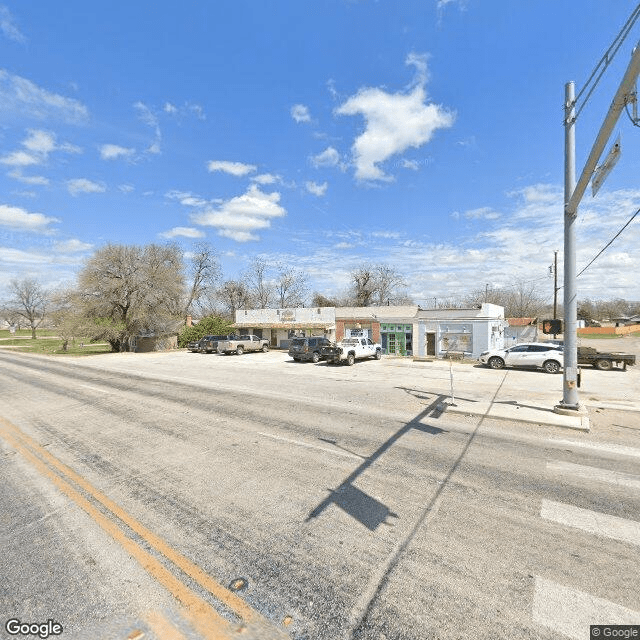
[573,4,640,122]
[577,205,640,277]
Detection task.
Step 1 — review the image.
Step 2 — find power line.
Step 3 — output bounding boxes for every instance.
[577,205,640,277]
[573,4,640,121]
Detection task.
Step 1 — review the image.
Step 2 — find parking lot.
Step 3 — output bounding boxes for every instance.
[52,335,640,435]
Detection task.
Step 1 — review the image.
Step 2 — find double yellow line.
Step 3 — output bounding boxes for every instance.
[0,416,290,640]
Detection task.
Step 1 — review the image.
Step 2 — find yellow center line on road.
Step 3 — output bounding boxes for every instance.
[0,417,290,640]
[143,610,188,640]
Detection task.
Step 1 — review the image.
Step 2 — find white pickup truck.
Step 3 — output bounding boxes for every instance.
[217,334,270,355]
[322,337,382,365]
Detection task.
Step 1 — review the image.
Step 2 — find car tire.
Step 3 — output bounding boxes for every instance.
[543,360,561,374]
[311,352,320,363]
[262,344,269,352]
[595,359,612,371]
[236,346,244,355]
[346,353,355,366]
[488,356,505,370]
[374,349,382,360]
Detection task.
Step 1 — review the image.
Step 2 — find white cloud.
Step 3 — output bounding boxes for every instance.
[252,173,281,185]
[1,150,40,167]
[163,101,206,120]
[336,53,454,182]
[310,146,341,168]
[100,144,135,160]
[0,247,52,265]
[0,70,89,124]
[67,178,106,196]
[159,226,205,239]
[1,129,81,170]
[291,104,311,123]
[118,184,135,193]
[134,101,162,154]
[165,190,211,207]
[52,239,93,253]
[401,159,420,171]
[207,160,257,177]
[8,170,50,185]
[463,206,501,220]
[191,184,286,242]
[305,181,328,196]
[0,6,26,43]
[0,203,60,232]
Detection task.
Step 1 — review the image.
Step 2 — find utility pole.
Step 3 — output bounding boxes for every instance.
[553,250,559,338]
[557,43,640,414]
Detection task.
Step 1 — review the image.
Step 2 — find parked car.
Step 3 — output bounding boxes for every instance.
[217,334,270,355]
[199,334,235,353]
[479,342,564,374]
[288,337,332,362]
[187,340,201,352]
[322,337,383,365]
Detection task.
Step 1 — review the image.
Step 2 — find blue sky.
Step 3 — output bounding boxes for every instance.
[2,1,640,306]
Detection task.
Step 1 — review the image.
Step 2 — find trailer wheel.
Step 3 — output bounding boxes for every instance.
[595,358,612,371]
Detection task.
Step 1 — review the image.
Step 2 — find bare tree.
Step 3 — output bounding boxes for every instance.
[244,257,273,309]
[49,288,87,351]
[348,263,410,306]
[184,242,221,316]
[373,264,409,305]
[218,280,251,319]
[0,306,23,330]
[351,265,376,306]
[465,281,546,318]
[76,243,185,351]
[275,264,308,308]
[311,292,340,307]
[7,277,48,338]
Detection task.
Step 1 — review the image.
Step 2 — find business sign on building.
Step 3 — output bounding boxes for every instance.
[280,309,295,321]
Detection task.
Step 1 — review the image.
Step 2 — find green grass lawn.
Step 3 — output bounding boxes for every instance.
[0,328,58,338]
[579,331,640,339]
[0,335,112,355]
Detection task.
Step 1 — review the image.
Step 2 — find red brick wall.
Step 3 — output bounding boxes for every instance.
[334,319,381,342]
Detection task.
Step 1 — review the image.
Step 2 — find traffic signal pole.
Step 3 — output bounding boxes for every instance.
[559,81,579,411]
[557,44,640,413]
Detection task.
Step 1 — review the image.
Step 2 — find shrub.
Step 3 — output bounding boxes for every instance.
[178,316,234,347]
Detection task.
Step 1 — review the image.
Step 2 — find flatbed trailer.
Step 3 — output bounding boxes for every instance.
[578,346,636,371]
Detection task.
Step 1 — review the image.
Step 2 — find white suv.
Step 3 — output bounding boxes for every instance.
[479,342,564,374]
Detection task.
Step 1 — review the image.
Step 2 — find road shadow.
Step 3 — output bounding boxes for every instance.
[306,394,448,531]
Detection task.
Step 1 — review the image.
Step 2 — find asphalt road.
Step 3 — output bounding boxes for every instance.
[1,349,639,640]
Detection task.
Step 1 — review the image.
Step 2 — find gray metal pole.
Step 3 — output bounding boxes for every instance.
[553,250,558,320]
[561,82,580,410]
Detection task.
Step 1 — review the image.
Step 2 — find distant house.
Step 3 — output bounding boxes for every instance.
[611,315,640,327]
[504,317,538,344]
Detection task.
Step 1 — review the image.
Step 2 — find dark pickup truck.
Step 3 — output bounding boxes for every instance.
[578,347,636,371]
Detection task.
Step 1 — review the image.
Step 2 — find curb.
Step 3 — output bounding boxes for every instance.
[437,399,590,431]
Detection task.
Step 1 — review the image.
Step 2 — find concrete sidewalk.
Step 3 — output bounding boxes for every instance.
[437,397,591,431]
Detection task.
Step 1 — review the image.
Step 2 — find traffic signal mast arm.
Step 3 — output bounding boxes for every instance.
[566,43,640,216]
